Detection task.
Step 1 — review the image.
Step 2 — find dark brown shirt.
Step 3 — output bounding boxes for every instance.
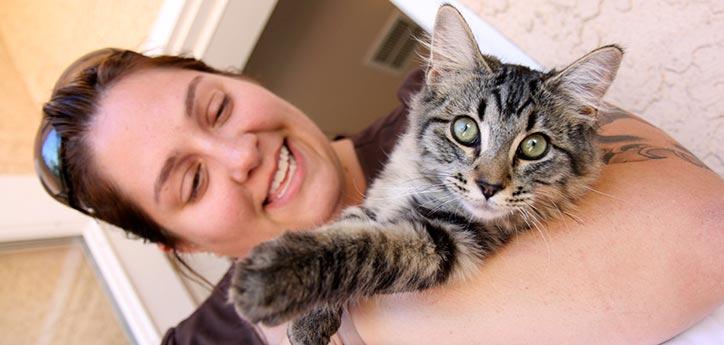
[161,69,425,345]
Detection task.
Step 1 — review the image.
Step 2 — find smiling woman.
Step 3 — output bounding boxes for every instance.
[88,66,356,256]
[37,47,367,258]
[35,47,371,343]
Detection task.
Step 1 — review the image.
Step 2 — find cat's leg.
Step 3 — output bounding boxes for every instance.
[287,304,342,345]
[230,208,473,326]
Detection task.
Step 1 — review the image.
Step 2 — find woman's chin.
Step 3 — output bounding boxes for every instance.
[286,178,344,230]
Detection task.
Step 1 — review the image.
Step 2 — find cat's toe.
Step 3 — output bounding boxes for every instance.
[228,241,308,325]
[287,306,342,345]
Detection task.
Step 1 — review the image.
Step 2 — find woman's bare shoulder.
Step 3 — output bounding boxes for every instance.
[350,107,724,345]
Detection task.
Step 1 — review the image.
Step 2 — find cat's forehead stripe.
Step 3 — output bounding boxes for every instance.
[491,89,502,114]
[527,78,541,96]
[480,67,544,122]
[504,86,520,117]
[490,68,510,87]
[477,99,486,122]
[515,97,532,115]
[417,116,448,141]
[551,143,582,176]
[526,111,538,131]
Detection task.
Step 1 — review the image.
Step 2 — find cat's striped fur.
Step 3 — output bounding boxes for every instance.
[230,5,623,345]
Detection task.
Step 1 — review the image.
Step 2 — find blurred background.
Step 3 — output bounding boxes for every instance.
[0,0,721,344]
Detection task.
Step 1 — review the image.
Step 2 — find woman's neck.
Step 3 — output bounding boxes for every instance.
[330,138,367,210]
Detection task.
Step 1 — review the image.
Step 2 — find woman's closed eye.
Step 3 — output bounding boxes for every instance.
[185,162,206,203]
[208,91,231,126]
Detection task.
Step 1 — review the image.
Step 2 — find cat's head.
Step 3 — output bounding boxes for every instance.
[410,5,623,222]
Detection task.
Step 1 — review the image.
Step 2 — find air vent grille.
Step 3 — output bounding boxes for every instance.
[367,13,422,73]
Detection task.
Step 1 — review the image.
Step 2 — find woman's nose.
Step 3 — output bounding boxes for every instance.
[217,133,261,183]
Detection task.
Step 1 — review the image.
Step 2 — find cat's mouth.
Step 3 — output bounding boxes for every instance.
[458,196,510,220]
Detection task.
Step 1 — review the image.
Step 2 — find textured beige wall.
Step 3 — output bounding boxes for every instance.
[462,0,724,175]
[0,38,38,173]
[0,0,163,173]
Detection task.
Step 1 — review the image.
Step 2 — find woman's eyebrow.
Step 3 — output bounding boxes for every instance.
[185,75,202,118]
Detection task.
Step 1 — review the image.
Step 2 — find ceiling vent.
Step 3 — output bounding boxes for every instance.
[366,12,423,73]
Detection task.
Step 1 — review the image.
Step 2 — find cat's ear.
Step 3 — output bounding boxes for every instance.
[545,45,624,111]
[426,5,496,85]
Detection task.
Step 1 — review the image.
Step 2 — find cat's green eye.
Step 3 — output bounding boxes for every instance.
[517,133,549,160]
[451,116,479,146]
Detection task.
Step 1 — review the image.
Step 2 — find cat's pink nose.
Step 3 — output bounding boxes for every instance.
[476,180,503,199]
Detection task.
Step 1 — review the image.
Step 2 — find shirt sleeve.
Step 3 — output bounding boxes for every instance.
[161,267,265,345]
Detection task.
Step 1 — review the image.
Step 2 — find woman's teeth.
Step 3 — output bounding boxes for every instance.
[268,143,296,201]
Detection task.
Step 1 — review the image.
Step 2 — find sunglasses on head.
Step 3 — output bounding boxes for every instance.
[34,48,130,217]
[34,120,93,216]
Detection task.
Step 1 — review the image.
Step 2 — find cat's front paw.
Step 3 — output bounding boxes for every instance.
[288,305,343,345]
[229,232,320,326]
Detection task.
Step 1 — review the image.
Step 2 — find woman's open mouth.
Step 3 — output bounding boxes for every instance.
[263,139,302,208]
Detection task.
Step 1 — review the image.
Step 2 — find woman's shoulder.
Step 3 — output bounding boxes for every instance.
[350,105,724,345]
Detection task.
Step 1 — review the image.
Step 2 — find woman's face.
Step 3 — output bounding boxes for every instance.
[89,68,346,256]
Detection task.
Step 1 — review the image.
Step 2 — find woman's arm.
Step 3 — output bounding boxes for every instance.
[350,108,724,344]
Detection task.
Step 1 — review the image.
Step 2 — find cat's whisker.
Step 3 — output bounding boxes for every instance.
[522,203,550,237]
[518,207,550,261]
[521,203,553,268]
[427,194,462,214]
[582,184,655,227]
[536,198,574,233]
[525,202,546,222]
[549,199,584,226]
[517,207,535,243]
[582,185,627,204]
[368,188,438,201]
[367,183,443,201]
[563,211,584,225]
[542,199,569,224]
[530,189,586,225]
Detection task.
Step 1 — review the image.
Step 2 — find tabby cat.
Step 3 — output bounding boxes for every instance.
[230,5,623,345]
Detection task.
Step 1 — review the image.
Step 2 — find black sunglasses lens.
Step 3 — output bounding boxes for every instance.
[42,128,62,175]
[37,127,64,196]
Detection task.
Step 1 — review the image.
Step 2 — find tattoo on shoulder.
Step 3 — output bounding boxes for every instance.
[598,140,709,169]
[595,107,710,170]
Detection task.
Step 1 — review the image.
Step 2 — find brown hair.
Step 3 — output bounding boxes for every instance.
[42,48,232,285]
